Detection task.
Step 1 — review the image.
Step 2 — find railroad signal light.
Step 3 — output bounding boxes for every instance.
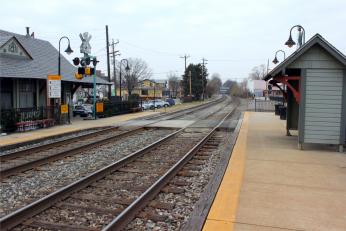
[72,57,80,66]
[92,58,99,67]
[85,57,91,65]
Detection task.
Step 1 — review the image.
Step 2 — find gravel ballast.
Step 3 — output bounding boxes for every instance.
[0,128,175,217]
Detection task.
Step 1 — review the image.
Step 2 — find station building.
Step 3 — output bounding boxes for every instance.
[264,34,346,152]
[0,29,110,131]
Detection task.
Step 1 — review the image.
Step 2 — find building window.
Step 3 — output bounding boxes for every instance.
[141,89,148,95]
[18,79,35,108]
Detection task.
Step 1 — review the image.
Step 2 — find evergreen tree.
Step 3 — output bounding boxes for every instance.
[182,63,208,99]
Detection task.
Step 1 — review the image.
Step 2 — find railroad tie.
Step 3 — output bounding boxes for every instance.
[161,185,185,194]
[137,211,168,222]
[55,202,122,216]
[23,220,98,231]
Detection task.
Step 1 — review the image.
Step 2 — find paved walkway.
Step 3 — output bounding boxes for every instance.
[0,101,207,147]
[203,112,346,231]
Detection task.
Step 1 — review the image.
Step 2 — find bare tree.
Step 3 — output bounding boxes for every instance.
[167,72,180,98]
[121,58,152,96]
[248,64,266,80]
[206,73,223,97]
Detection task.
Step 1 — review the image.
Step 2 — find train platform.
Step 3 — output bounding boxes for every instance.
[0,101,208,147]
[203,112,346,231]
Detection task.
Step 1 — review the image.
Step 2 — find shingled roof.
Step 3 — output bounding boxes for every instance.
[263,33,346,81]
[0,29,110,85]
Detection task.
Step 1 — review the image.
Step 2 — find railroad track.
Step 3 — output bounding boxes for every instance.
[0,96,228,180]
[0,127,143,179]
[139,96,225,120]
[0,102,237,230]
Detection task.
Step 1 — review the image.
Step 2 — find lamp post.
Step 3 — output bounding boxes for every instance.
[285,25,305,49]
[58,36,73,123]
[119,59,130,102]
[272,50,286,64]
[58,36,73,76]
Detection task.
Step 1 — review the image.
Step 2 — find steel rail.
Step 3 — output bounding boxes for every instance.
[1,97,228,179]
[0,96,225,160]
[0,126,120,160]
[0,128,184,230]
[0,127,145,179]
[0,97,233,229]
[103,106,237,231]
[145,96,226,120]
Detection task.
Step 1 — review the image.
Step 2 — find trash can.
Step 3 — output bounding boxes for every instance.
[275,104,281,115]
[279,106,287,120]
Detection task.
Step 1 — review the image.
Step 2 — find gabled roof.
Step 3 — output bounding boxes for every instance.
[0,35,33,59]
[0,29,110,85]
[0,35,13,47]
[264,34,346,81]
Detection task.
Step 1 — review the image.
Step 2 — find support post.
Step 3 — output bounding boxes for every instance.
[189,71,192,96]
[106,25,111,99]
[93,71,96,120]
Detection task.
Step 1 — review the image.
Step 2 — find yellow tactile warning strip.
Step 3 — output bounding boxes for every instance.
[203,112,249,231]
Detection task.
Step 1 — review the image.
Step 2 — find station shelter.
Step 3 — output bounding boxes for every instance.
[0,29,110,132]
[264,34,346,152]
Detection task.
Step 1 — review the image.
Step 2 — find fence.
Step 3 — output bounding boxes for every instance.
[0,101,142,133]
[247,98,284,112]
[97,101,142,118]
[0,105,64,133]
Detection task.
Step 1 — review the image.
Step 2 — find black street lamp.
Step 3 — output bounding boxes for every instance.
[58,36,73,124]
[119,59,130,101]
[285,25,305,48]
[272,50,286,64]
[58,36,73,76]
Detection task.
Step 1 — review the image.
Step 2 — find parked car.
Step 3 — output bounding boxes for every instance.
[165,98,175,106]
[152,100,169,108]
[73,105,92,117]
[141,101,152,110]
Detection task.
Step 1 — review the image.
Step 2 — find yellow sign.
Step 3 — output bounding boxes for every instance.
[96,102,104,113]
[61,104,68,114]
[47,75,61,80]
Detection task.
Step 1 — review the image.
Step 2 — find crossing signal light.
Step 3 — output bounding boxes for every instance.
[72,57,80,66]
[92,58,99,67]
[85,57,91,65]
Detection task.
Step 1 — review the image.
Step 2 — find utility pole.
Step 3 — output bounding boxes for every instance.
[105,25,111,99]
[189,70,192,96]
[201,57,208,100]
[180,54,190,72]
[110,39,120,98]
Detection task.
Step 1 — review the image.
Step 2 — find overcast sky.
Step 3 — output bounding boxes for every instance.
[2,0,346,82]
